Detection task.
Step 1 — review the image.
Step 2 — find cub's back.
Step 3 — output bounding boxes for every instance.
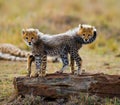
[40,33,73,47]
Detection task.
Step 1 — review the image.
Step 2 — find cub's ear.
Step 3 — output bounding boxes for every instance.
[79,24,83,29]
[22,29,25,35]
[35,29,39,34]
[32,29,39,34]
[93,26,97,32]
[90,27,93,30]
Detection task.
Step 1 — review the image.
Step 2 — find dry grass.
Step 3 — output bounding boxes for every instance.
[0,0,120,104]
[0,0,120,48]
[0,48,120,104]
[4,94,120,105]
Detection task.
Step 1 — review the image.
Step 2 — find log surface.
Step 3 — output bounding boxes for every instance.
[13,73,120,98]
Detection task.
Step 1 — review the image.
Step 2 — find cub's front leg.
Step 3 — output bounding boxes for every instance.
[70,50,82,75]
[34,54,47,77]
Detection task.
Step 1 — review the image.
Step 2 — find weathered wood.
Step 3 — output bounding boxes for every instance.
[13,73,120,98]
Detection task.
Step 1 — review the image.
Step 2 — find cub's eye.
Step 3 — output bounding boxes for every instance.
[88,34,91,36]
[26,37,28,40]
[83,34,85,36]
[31,37,33,40]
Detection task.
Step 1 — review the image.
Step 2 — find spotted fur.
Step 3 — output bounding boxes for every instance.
[0,43,30,57]
[22,24,97,77]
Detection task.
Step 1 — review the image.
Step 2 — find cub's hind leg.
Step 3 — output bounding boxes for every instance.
[70,56,75,74]
[27,54,35,77]
[56,52,69,74]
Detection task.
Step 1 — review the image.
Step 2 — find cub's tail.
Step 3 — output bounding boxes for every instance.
[0,43,30,57]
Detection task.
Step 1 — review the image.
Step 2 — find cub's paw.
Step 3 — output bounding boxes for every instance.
[39,73,46,77]
[55,70,63,74]
[30,72,39,78]
[70,70,76,75]
[26,74,30,77]
[74,70,82,76]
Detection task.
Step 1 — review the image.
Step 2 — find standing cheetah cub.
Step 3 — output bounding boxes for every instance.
[22,24,97,77]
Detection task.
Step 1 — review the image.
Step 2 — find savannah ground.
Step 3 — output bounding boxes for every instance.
[0,0,120,104]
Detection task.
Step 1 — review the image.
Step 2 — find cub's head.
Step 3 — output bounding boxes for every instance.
[77,24,96,42]
[22,28,39,47]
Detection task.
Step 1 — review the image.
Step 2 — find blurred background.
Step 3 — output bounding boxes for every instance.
[0,0,120,102]
[0,0,120,54]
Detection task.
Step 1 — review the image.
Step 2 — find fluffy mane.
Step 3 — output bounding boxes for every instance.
[38,24,97,46]
[61,24,96,36]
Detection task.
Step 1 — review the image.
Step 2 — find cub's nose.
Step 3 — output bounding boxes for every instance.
[85,39,89,42]
[29,42,31,45]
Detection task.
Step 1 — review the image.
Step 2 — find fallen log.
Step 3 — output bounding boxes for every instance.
[13,73,120,98]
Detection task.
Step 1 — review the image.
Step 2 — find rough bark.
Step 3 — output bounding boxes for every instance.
[13,73,120,98]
